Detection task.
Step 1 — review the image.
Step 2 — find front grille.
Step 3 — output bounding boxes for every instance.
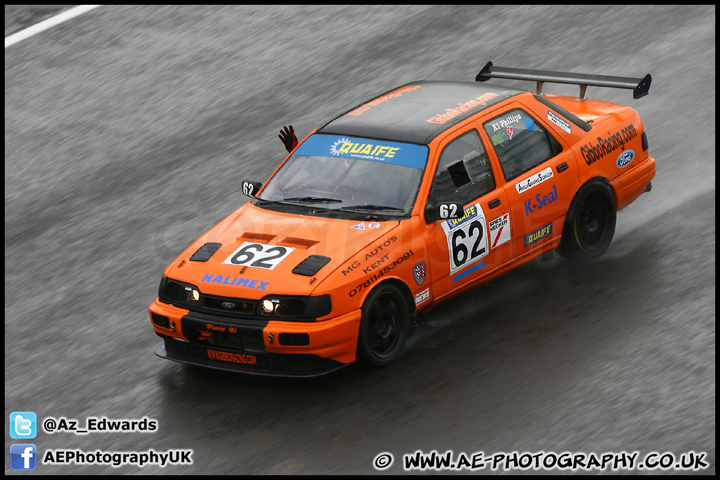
[201,295,256,317]
[182,312,267,354]
[206,331,265,353]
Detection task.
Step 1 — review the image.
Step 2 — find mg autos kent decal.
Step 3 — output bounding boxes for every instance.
[294,134,429,170]
[441,203,489,275]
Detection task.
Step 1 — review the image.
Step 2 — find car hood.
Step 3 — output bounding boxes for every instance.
[164,202,399,298]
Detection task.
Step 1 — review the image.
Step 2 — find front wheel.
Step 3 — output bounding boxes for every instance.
[559,181,617,260]
[356,284,410,367]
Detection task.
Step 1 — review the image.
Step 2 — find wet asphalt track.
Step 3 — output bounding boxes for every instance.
[5,5,715,474]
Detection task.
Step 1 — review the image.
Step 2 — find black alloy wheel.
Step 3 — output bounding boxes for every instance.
[357,284,410,367]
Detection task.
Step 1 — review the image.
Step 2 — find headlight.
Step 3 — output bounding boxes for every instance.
[159,277,202,308]
[257,295,331,319]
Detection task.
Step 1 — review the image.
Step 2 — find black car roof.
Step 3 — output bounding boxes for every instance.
[318,81,525,145]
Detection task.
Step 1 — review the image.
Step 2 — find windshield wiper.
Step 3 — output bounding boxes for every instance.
[282,196,343,203]
[339,204,406,212]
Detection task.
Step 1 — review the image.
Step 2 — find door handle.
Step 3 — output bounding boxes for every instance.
[489,198,501,208]
[557,162,569,173]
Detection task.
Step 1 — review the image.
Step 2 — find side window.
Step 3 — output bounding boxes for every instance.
[428,129,496,206]
[483,109,562,181]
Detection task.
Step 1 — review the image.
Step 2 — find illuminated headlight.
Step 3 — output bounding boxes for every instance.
[261,299,275,314]
[159,277,202,308]
[257,295,331,320]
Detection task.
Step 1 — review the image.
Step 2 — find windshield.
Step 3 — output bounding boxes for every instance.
[255,134,429,219]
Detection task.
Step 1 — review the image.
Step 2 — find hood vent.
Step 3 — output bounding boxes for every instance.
[281,236,319,249]
[190,242,222,262]
[292,255,331,276]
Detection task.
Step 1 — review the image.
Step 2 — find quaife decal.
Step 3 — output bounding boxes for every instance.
[295,134,429,170]
[524,223,553,247]
[414,288,431,306]
[222,242,294,270]
[616,150,635,168]
[330,139,400,159]
[426,92,500,124]
[441,203,489,275]
[346,85,421,116]
[515,167,554,194]
[524,185,558,216]
[488,213,511,249]
[201,275,268,290]
[547,110,572,134]
[581,124,638,165]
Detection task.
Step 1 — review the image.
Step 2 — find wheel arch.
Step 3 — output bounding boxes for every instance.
[565,176,615,223]
[367,278,416,317]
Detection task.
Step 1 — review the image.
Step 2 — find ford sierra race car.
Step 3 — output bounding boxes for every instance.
[149,62,655,377]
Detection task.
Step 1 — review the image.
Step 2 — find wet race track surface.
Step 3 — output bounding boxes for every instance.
[5,5,715,474]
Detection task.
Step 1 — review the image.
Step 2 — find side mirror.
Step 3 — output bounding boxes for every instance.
[241,180,262,198]
[425,201,464,224]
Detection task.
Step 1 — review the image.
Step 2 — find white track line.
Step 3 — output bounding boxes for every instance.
[5,5,102,48]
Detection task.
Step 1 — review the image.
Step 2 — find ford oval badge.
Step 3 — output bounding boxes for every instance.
[221,302,236,309]
[616,150,635,168]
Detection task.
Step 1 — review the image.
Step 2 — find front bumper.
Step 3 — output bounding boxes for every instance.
[149,299,362,377]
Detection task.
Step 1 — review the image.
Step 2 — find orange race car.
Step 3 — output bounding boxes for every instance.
[149,62,655,377]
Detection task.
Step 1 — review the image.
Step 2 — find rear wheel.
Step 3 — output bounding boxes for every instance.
[559,181,617,260]
[356,284,410,367]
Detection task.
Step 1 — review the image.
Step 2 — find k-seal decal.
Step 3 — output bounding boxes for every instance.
[441,203,489,275]
[222,242,294,270]
[524,185,558,216]
[295,134,428,170]
[515,167,554,194]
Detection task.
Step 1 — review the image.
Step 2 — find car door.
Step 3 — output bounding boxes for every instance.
[481,106,579,254]
[423,127,514,302]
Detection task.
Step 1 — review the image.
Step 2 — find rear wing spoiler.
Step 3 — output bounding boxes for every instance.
[475,61,651,100]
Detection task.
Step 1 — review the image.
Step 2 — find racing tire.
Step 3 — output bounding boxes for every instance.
[558,180,617,260]
[357,283,410,367]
